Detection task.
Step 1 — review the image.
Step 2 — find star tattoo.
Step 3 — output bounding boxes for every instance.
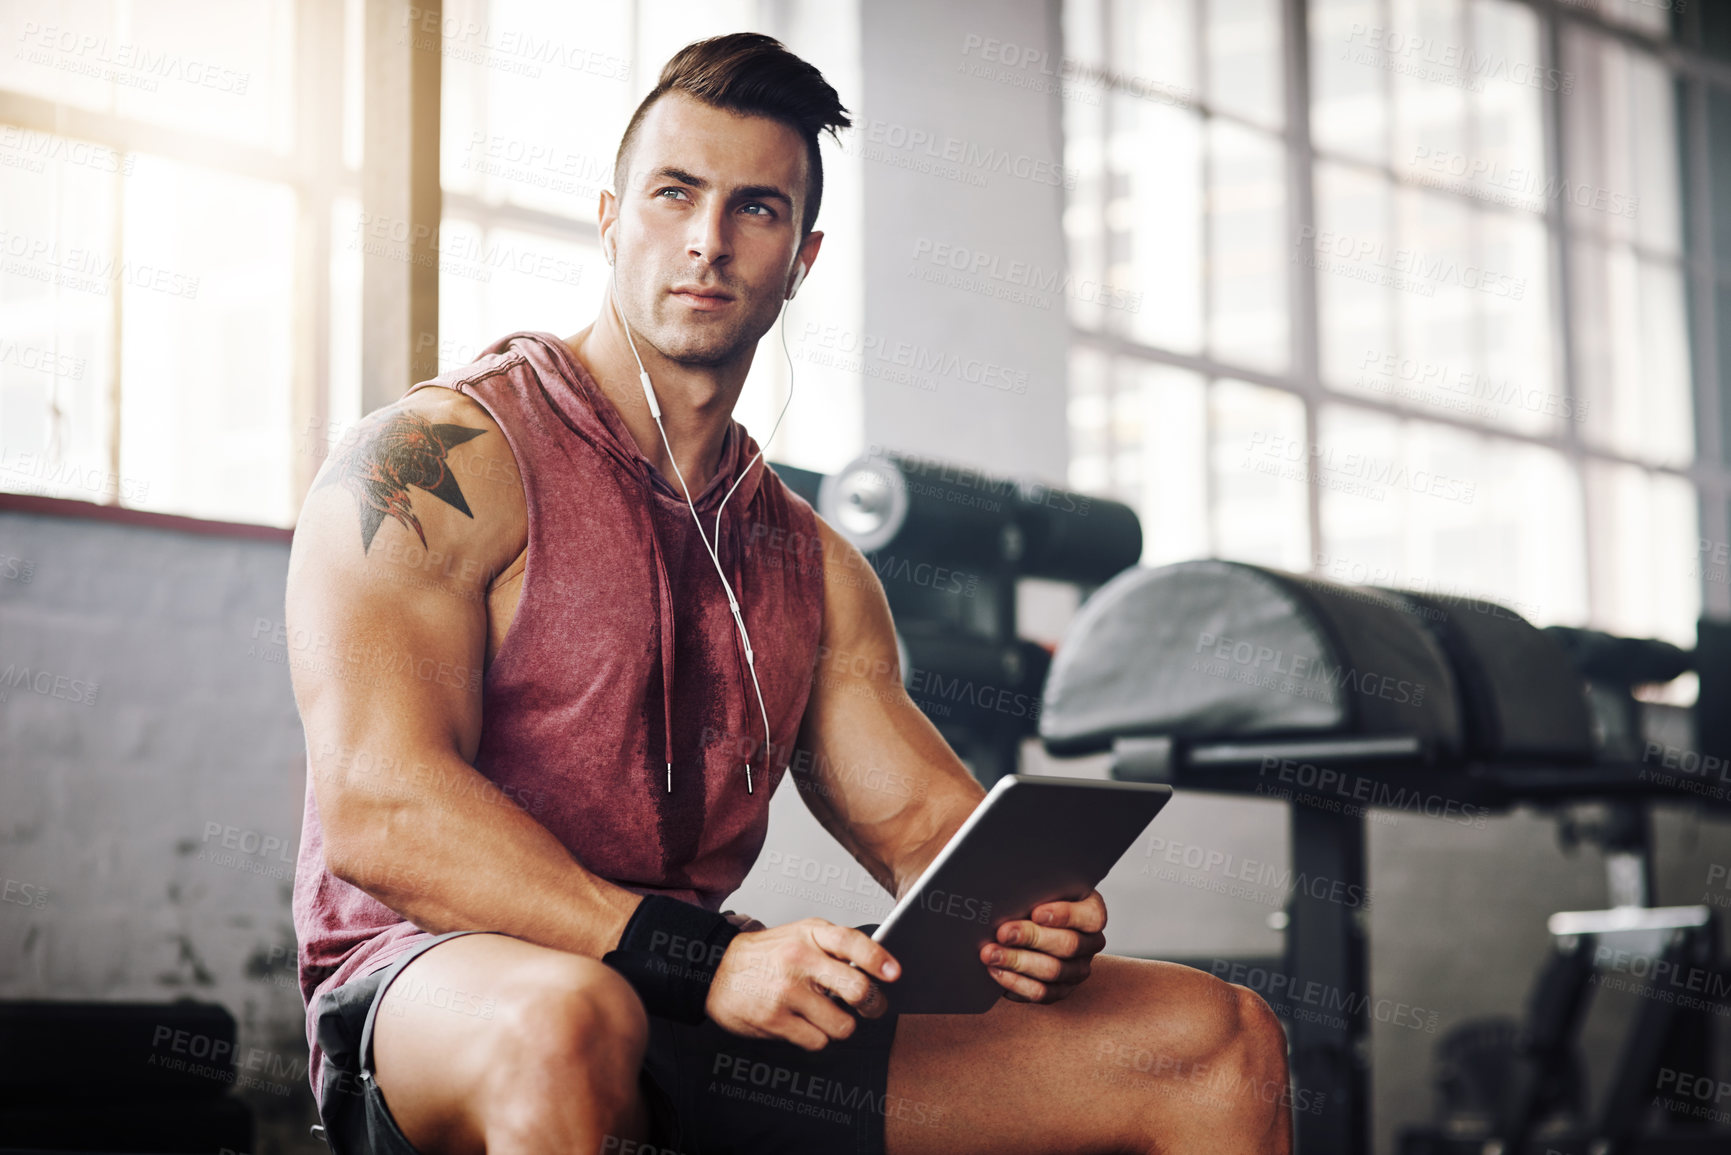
[315,410,486,553]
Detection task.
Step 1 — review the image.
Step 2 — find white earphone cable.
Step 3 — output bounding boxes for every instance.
[609,259,800,794]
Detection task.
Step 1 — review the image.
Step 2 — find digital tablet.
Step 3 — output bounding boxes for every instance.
[864,773,1172,1014]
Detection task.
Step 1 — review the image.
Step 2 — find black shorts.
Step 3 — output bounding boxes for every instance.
[312,928,902,1155]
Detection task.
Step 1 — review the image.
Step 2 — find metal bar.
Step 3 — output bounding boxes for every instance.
[1284,801,1370,1155]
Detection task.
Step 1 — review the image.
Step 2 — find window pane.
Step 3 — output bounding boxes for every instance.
[1317,409,1587,626]
[1390,0,1468,182]
[1577,0,1674,40]
[1477,207,1557,435]
[1212,378,1310,571]
[1127,361,1209,566]
[1570,240,1693,465]
[118,156,296,525]
[1584,461,1699,645]
[0,132,120,504]
[1108,0,1195,99]
[1208,120,1287,373]
[1561,25,1681,253]
[1,2,295,154]
[1310,0,1388,167]
[437,221,602,374]
[1095,96,1203,350]
[1315,161,1394,393]
[1068,345,1110,494]
[439,0,635,218]
[1208,0,1284,130]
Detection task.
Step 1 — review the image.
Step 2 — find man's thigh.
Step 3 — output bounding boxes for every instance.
[881,954,1269,1155]
[366,932,657,1155]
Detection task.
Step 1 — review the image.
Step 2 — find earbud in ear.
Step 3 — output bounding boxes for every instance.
[787,262,808,300]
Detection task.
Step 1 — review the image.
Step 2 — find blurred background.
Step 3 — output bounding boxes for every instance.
[4,0,1731,1152]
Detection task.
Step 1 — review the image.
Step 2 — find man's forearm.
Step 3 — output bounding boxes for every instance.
[889,781,986,902]
[314,744,642,959]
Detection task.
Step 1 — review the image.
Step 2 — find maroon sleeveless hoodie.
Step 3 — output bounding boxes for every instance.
[292,330,826,1101]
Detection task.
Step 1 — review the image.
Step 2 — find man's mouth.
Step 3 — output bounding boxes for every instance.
[670,284,735,312]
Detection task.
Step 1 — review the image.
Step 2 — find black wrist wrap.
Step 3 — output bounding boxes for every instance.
[601,894,741,1024]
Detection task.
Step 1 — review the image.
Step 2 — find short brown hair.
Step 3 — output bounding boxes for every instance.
[614,32,851,237]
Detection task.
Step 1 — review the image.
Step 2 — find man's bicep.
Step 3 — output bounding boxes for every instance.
[285,397,520,845]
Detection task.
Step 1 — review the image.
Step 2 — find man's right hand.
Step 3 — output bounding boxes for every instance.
[705,917,901,1050]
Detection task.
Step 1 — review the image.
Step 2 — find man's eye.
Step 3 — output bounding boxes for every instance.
[656,187,690,201]
[741,202,773,217]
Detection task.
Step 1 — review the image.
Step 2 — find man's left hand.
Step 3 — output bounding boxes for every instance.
[979,888,1107,1004]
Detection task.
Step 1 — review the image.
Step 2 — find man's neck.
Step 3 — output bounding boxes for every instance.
[562,313,748,499]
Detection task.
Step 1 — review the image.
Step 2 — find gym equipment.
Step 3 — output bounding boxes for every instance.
[776,451,1141,785]
[1038,559,1731,1155]
[0,999,255,1152]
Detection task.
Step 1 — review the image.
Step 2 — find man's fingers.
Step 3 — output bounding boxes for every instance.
[811,920,900,983]
[982,942,1092,985]
[814,956,888,1018]
[988,965,1055,1002]
[1030,889,1107,934]
[998,921,1106,959]
[794,983,862,1042]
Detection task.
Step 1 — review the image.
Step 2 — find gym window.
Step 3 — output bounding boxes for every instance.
[1061,0,1722,655]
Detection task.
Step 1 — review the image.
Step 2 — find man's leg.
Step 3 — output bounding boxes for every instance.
[368,933,656,1155]
[882,955,1291,1155]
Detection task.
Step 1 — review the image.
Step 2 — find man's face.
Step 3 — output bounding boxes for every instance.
[604,91,814,370]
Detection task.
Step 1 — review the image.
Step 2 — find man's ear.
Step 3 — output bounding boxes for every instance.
[789,229,824,297]
[598,189,619,264]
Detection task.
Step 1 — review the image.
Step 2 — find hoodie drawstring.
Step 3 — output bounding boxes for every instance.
[644,466,765,795]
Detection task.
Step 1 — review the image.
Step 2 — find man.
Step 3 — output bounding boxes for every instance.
[288,31,1290,1155]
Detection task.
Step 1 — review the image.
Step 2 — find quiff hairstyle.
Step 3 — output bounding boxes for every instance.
[613,32,852,237]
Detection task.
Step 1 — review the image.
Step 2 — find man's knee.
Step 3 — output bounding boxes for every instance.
[1200,983,1290,1130]
[490,955,650,1092]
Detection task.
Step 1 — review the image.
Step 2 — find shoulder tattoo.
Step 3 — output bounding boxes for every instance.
[315,409,486,553]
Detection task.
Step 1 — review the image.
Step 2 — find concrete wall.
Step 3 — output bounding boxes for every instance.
[0,508,319,1151]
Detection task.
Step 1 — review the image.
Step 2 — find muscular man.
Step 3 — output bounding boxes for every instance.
[289,31,1290,1155]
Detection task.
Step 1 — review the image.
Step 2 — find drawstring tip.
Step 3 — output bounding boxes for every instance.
[746,763,754,794]
[666,761,673,792]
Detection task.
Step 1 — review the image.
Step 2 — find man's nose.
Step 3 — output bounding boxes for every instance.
[687,204,733,266]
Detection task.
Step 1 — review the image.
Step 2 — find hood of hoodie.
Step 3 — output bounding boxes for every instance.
[479,331,769,794]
